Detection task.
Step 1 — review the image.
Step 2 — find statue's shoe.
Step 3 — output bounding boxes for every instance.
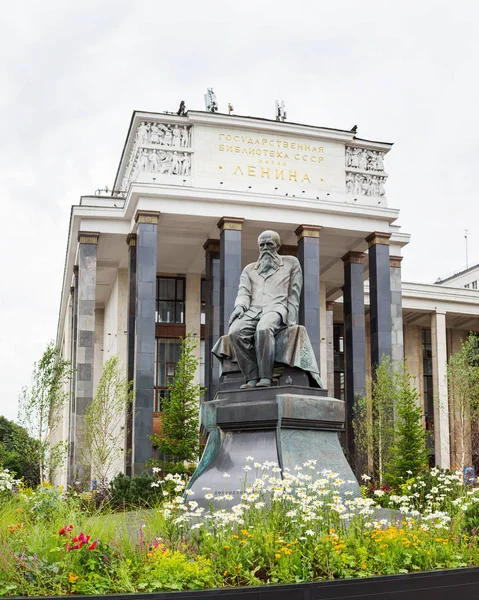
[256,378,272,387]
[240,380,258,389]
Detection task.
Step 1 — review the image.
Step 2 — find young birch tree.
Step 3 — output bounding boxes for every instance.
[353,356,396,483]
[447,334,479,469]
[81,355,133,491]
[17,342,72,484]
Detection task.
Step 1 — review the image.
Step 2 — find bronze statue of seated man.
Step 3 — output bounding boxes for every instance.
[227,230,303,388]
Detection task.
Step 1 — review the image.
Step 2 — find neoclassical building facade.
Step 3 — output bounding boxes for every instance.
[54,109,479,484]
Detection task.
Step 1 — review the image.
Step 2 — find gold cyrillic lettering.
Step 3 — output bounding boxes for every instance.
[261,168,270,178]
[248,166,256,176]
[289,171,297,181]
[275,169,285,180]
[233,165,244,175]
[302,173,311,183]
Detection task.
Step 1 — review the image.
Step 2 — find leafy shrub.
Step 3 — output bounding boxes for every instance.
[0,467,20,496]
[108,472,162,509]
[138,546,219,592]
[463,500,479,535]
[23,484,65,521]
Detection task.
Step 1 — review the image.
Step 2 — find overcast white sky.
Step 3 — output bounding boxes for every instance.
[0,0,478,421]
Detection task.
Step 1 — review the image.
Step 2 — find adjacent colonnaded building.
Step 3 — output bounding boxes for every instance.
[54,107,479,485]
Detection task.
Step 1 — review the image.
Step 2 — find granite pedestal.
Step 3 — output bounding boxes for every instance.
[188,386,361,509]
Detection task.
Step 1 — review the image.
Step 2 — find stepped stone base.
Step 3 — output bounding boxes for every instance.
[188,386,361,509]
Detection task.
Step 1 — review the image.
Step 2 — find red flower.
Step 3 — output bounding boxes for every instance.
[59,524,74,536]
[88,540,98,551]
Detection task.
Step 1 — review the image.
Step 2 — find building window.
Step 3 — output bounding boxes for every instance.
[333,323,345,401]
[473,281,478,289]
[465,284,470,288]
[200,278,206,325]
[156,276,185,323]
[155,338,182,411]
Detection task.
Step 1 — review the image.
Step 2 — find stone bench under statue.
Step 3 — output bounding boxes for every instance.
[212,325,324,390]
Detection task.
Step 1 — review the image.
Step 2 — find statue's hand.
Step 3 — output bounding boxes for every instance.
[229,306,245,326]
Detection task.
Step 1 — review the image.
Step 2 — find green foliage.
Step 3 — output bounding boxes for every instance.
[17,341,72,484]
[81,355,133,490]
[152,334,201,462]
[138,548,219,591]
[108,472,162,509]
[463,501,479,535]
[0,416,40,485]
[353,356,395,483]
[3,462,479,594]
[385,368,429,486]
[23,485,66,522]
[447,333,479,467]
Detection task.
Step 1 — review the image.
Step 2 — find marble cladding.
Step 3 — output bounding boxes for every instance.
[126,241,137,476]
[431,311,450,469]
[390,263,404,363]
[133,221,157,474]
[297,235,321,367]
[74,241,98,479]
[185,273,202,384]
[368,242,392,369]
[219,228,242,337]
[205,246,221,401]
[343,257,366,463]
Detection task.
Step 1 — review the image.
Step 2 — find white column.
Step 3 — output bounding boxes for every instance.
[431,310,450,468]
[185,273,202,385]
[326,301,335,395]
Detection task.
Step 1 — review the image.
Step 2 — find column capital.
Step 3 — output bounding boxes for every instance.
[135,210,160,225]
[326,301,335,311]
[203,238,220,253]
[78,231,100,244]
[279,244,298,257]
[342,251,366,265]
[295,224,321,240]
[366,232,391,247]
[217,217,244,232]
[390,255,403,268]
[126,233,137,246]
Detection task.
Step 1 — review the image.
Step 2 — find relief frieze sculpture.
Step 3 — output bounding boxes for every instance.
[120,121,192,192]
[345,146,387,197]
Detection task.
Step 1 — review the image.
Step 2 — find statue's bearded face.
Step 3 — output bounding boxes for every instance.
[257,232,280,274]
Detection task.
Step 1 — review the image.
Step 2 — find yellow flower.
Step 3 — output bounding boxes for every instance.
[361,564,367,570]
[17,508,23,513]
[224,545,230,549]
[223,570,228,576]
[69,573,79,583]
[233,535,239,539]
[275,553,281,559]
[241,529,248,535]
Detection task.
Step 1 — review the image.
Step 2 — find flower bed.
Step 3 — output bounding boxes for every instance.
[1,462,479,596]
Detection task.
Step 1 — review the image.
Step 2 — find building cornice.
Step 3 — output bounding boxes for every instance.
[113,109,394,192]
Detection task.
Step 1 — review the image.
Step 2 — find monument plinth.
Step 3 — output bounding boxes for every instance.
[188,230,361,508]
[188,386,361,508]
